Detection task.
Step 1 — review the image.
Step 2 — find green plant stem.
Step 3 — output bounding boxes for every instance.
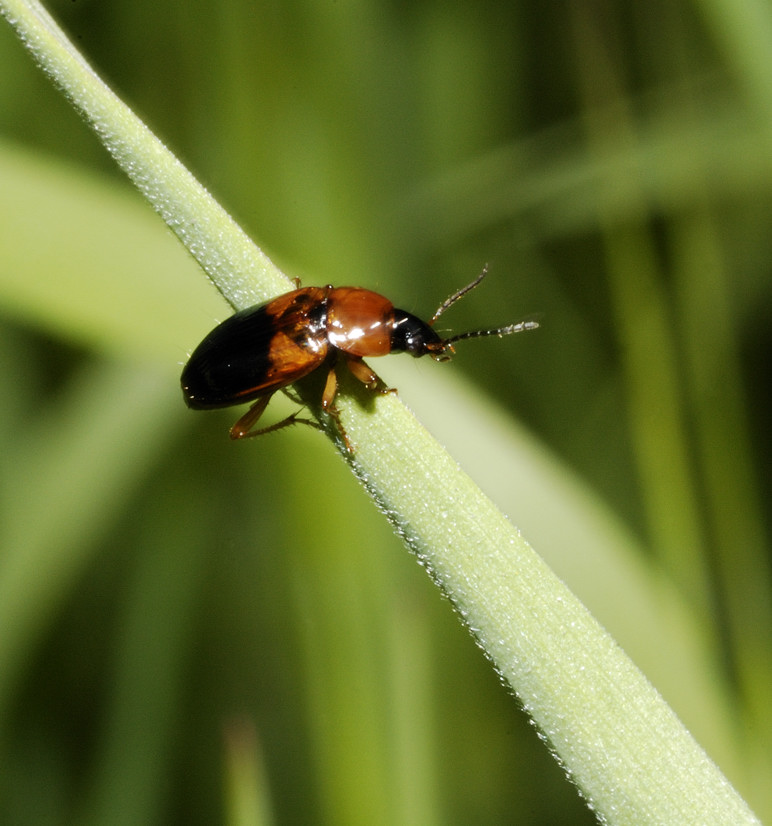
[0,0,287,311]
[0,1,760,822]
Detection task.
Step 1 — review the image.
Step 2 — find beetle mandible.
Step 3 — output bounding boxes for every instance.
[181,265,538,450]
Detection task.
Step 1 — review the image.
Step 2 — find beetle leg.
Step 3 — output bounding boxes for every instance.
[344,356,395,395]
[320,365,338,410]
[316,365,355,453]
[229,394,322,440]
[283,387,304,405]
[230,395,272,437]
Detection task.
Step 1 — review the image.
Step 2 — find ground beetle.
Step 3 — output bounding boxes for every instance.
[181,265,538,450]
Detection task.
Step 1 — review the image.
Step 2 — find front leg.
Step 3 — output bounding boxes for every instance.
[343,355,394,394]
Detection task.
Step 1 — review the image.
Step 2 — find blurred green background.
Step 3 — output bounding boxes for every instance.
[1,0,770,823]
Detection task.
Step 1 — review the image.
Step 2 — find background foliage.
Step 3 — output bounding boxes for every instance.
[1,0,770,823]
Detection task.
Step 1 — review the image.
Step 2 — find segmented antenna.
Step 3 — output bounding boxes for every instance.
[443,319,539,345]
[429,264,490,325]
[429,264,540,347]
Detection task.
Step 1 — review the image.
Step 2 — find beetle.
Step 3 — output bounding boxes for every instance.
[181,265,538,450]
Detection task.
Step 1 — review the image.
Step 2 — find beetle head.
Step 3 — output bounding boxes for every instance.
[390,312,444,357]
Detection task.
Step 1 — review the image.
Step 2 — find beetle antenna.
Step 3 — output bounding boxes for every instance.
[442,318,540,346]
[429,264,489,326]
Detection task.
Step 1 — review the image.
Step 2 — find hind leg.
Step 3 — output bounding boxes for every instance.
[229,394,322,440]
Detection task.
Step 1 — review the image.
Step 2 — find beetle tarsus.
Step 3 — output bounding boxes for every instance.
[323,403,355,454]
